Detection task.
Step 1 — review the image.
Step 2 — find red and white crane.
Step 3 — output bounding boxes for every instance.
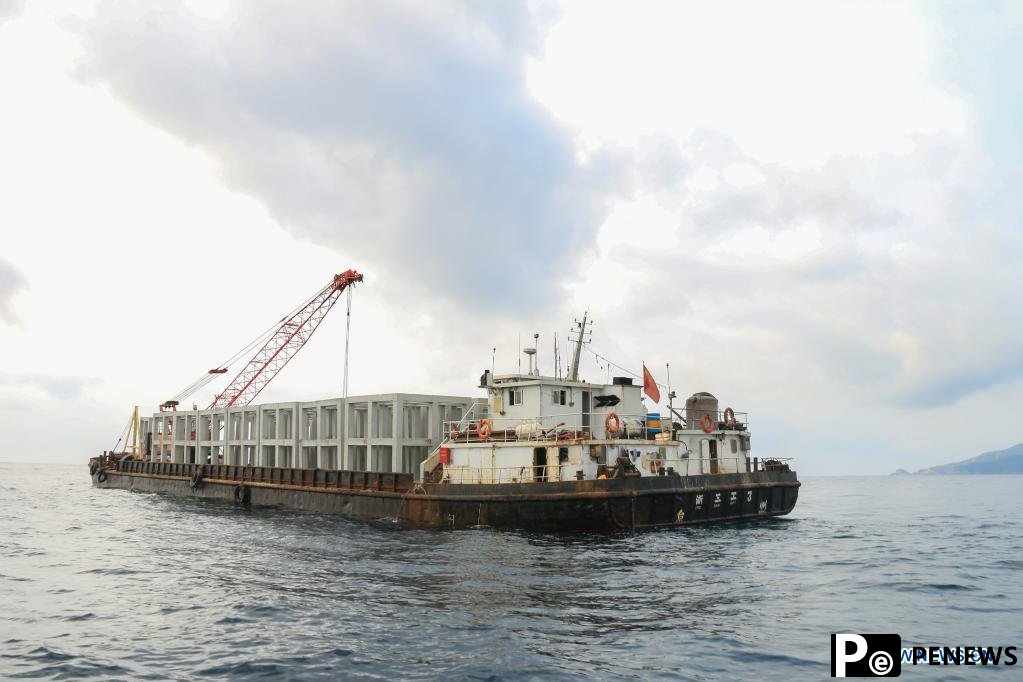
[163,269,363,411]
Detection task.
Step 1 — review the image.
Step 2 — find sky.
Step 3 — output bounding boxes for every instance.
[1,0,1020,473]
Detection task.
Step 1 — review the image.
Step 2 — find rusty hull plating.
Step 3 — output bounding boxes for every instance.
[90,459,799,531]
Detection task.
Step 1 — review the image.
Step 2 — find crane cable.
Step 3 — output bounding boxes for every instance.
[582,345,668,389]
[107,411,134,454]
[167,285,326,403]
[342,285,353,402]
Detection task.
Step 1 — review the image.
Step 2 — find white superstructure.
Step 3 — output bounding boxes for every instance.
[421,319,760,484]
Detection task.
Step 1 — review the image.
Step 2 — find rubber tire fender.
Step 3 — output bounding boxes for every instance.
[234,484,251,505]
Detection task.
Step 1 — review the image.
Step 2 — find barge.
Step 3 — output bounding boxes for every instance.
[89,306,799,530]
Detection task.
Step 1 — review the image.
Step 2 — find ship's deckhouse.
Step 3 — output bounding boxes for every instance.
[422,364,759,484]
[483,370,646,439]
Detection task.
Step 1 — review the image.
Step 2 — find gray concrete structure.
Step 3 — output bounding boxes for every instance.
[140,393,480,475]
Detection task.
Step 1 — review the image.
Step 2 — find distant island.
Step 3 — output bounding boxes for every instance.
[894,443,1023,475]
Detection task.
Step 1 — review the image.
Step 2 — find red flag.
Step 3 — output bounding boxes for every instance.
[642,363,660,403]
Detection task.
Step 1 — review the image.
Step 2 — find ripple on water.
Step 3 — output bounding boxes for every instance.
[76,567,142,576]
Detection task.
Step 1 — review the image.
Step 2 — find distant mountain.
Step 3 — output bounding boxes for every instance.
[910,443,1023,475]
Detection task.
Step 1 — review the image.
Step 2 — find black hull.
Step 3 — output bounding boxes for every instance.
[90,461,799,531]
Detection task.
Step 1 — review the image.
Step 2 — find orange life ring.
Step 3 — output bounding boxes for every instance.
[724,407,736,426]
[605,411,621,435]
[477,418,492,440]
[701,414,715,433]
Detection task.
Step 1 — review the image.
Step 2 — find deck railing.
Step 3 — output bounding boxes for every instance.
[664,407,750,431]
[442,408,750,445]
[439,456,793,484]
[114,459,414,492]
[443,411,657,443]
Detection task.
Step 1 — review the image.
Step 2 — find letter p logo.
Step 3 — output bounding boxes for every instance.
[831,633,901,677]
[833,634,868,677]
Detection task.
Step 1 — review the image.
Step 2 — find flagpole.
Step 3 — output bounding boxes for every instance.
[666,361,672,418]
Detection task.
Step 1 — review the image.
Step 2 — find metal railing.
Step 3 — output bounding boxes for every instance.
[442,464,575,484]
[443,408,749,443]
[419,401,487,477]
[667,407,750,431]
[443,411,667,443]
[437,456,793,484]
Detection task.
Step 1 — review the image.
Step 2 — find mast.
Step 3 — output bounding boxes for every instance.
[567,310,589,382]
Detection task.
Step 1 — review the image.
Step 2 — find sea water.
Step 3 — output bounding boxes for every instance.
[1,463,1020,679]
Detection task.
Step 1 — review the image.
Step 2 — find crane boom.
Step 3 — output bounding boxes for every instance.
[208,269,363,409]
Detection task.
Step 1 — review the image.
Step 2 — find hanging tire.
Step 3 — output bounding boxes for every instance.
[233,484,251,505]
[96,469,107,483]
[89,462,98,476]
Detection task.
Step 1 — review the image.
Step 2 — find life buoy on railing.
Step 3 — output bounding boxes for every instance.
[477,418,492,440]
[724,407,736,427]
[701,414,715,433]
[605,411,621,435]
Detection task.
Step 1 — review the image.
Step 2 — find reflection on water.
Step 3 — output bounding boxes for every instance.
[1,464,1021,679]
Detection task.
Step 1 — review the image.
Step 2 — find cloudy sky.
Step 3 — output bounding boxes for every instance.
[1,0,1020,473]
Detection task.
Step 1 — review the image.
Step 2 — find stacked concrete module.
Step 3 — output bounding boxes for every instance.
[141,393,481,475]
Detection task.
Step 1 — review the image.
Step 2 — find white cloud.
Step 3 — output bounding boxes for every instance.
[68,0,619,312]
[0,258,27,324]
[528,0,965,167]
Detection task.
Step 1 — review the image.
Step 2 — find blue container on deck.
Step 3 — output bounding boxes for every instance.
[645,412,661,438]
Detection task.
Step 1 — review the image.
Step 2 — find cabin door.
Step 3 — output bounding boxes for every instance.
[709,440,719,474]
[533,447,548,482]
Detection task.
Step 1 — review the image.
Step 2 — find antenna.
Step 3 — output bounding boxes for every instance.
[518,333,522,375]
[666,362,675,415]
[567,309,591,382]
[554,332,560,379]
[533,333,540,376]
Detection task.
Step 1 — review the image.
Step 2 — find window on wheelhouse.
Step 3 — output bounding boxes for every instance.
[551,389,566,405]
[508,389,523,406]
